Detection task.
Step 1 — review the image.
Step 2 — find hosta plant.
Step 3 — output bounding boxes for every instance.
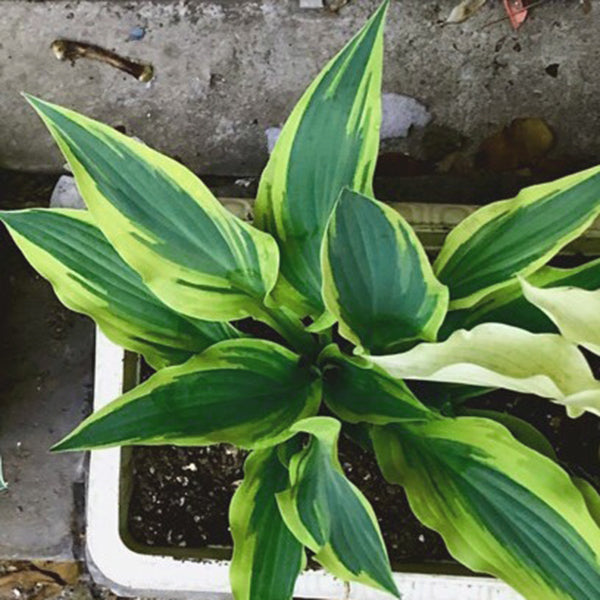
[4,2,600,598]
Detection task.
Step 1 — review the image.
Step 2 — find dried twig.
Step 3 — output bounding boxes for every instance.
[51,39,154,82]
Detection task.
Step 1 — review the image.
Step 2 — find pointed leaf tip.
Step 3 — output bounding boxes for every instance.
[279,415,398,597]
[253,0,388,316]
[50,436,78,453]
[22,93,46,110]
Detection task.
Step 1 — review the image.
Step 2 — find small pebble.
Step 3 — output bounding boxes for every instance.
[128,26,146,41]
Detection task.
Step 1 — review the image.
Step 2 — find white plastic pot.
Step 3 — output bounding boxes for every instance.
[86,329,523,600]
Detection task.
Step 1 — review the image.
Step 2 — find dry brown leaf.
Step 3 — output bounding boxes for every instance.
[30,583,63,600]
[446,0,488,23]
[31,561,80,586]
[477,118,554,172]
[0,562,81,600]
[0,570,60,600]
[0,570,55,590]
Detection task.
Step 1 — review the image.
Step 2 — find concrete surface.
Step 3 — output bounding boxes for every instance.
[1,1,599,176]
[0,174,95,560]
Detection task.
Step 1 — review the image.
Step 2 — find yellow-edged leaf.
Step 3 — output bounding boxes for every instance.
[25,96,279,323]
[370,323,600,417]
[0,208,238,369]
[435,166,600,309]
[373,417,600,600]
[255,2,388,316]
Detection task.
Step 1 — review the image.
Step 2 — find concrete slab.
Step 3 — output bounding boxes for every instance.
[1,1,599,176]
[0,176,95,560]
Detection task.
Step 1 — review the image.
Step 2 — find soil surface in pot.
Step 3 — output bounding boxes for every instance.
[126,317,600,567]
[128,433,451,563]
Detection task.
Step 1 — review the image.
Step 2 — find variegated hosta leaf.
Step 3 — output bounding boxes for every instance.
[471,408,600,529]
[369,323,600,417]
[230,446,306,600]
[276,417,399,598]
[434,166,600,309]
[521,279,600,355]
[372,418,600,600]
[322,189,448,353]
[25,96,279,323]
[573,477,600,528]
[459,408,556,460]
[463,410,600,526]
[0,208,238,370]
[320,344,431,424]
[254,2,388,316]
[52,340,321,452]
[440,257,600,338]
[457,408,600,526]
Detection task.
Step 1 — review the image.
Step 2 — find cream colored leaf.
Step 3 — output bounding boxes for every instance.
[446,0,488,23]
[369,323,600,418]
[521,278,600,355]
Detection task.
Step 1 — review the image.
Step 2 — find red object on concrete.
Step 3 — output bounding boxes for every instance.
[503,0,528,29]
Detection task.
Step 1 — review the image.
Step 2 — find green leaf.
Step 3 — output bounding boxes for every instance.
[276,417,399,597]
[320,344,431,424]
[369,323,600,418]
[53,339,321,452]
[458,408,557,460]
[230,446,306,600]
[408,381,493,412]
[25,96,279,323]
[254,2,388,316]
[434,166,600,309]
[521,278,600,355]
[372,417,600,600]
[572,477,600,529]
[342,422,375,453]
[322,189,448,353]
[0,208,239,370]
[440,257,600,339]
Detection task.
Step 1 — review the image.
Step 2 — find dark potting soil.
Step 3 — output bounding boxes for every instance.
[127,435,449,563]
[126,314,600,566]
